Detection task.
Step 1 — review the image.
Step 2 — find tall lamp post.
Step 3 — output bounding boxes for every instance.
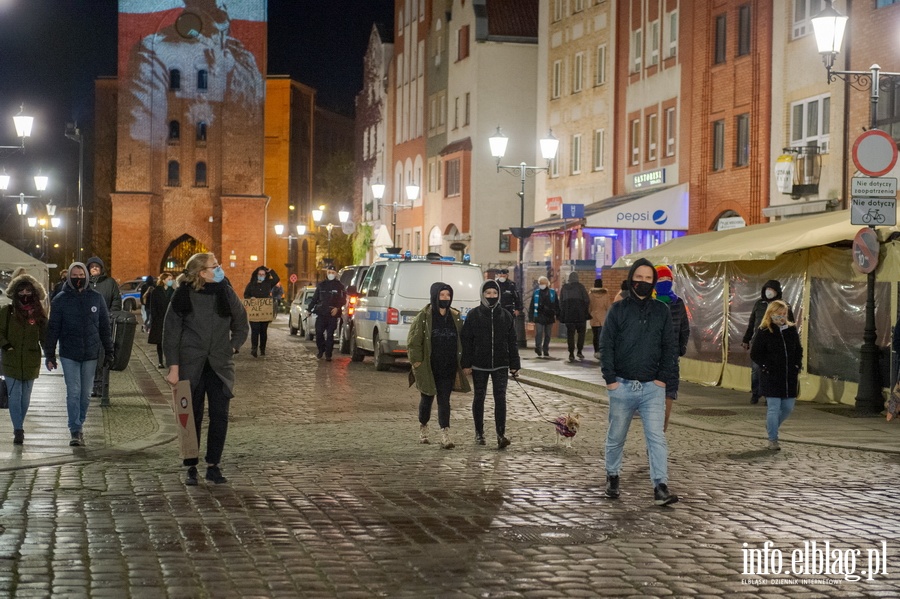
[274,223,307,299]
[812,0,897,412]
[312,205,350,269]
[65,122,84,262]
[489,127,559,348]
[2,172,49,252]
[370,182,417,254]
[28,214,61,260]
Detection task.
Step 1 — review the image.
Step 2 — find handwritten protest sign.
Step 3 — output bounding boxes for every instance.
[242,297,275,322]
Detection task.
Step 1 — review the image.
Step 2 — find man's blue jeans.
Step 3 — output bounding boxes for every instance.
[6,377,34,430]
[534,323,552,354]
[605,377,668,487]
[766,396,796,441]
[60,358,97,434]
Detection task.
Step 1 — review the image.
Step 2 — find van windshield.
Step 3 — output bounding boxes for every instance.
[395,263,483,300]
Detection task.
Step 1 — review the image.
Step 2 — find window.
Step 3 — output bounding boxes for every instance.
[593,129,605,171]
[791,94,831,151]
[736,114,750,166]
[648,21,660,66]
[550,155,559,178]
[434,31,443,66]
[714,15,727,64]
[453,96,459,129]
[429,97,437,130]
[793,0,823,39]
[573,53,584,92]
[877,81,900,141]
[552,60,562,99]
[168,120,180,141]
[499,231,512,253]
[464,92,470,126]
[877,0,900,6]
[647,113,658,161]
[197,121,207,142]
[631,29,643,72]
[195,162,208,187]
[666,11,678,58]
[169,69,181,90]
[167,160,180,186]
[366,265,387,297]
[197,69,208,91]
[595,45,607,85]
[571,134,582,174]
[665,108,676,156]
[574,0,585,12]
[738,5,751,56]
[712,120,725,171]
[415,231,421,254]
[457,25,469,61]
[630,119,640,165]
[553,0,563,22]
[445,158,460,197]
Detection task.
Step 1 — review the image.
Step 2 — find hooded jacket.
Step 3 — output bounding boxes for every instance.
[243,265,280,299]
[85,257,123,312]
[743,280,795,345]
[45,262,114,363]
[407,282,471,396]
[559,272,591,323]
[599,258,678,385]
[0,274,48,381]
[460,280,521,371]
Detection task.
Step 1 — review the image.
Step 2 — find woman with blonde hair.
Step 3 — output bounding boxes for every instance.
[750,300,802,451]
[163,253,249,485]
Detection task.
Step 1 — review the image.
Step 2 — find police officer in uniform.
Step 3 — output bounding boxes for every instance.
[308,267,346,362]
[495,269,523,317]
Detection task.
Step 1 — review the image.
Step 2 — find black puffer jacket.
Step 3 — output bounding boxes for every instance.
[751,324,803,398]
[743,280,794,345]
[460,280,521,371]
[599,258,677,385]
[243,266,280,299]
[559,272,590,324]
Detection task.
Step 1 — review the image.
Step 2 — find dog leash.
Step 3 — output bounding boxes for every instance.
[511,373,574,434]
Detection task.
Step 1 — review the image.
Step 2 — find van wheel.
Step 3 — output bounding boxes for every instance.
[374,333,392,371]
[340,323,351,354]
[350,332,364,362]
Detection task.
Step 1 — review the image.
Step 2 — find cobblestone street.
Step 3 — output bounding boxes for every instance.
[1,320,900,598]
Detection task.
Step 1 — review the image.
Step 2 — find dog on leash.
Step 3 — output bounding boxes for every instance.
[554,413,581,448]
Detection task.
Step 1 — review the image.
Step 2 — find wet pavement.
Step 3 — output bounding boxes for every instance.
[0,321,899,597]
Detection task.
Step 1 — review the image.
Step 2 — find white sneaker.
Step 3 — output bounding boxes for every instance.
[440,427,455,449]
[419,424,430,444]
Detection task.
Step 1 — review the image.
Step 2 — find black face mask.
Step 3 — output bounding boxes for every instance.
[71,277,86,290]
[18,294,35,305]
[438,299,451,309]
[632,280,654,298]
[485,296,499,307]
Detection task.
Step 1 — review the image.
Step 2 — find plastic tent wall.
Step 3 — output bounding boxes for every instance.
[0,239,50,306]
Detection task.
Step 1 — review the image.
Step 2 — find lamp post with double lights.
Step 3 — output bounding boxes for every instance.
[311,205,350,269]
[28,214,61,261]
[273,223,308,298]
[489,127,560,348]
[812,1,900,412]
[1,172,49,252]
[370,182,418,254]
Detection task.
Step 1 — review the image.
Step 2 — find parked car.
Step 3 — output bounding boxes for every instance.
[119,277,147,311]
[338,265,369,354]
[353,253,483,371]
[288,286,317,339]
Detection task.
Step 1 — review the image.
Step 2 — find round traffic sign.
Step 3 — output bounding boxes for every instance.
[289,273,298,283]
[852,227,880,274]
[852,130,898,177]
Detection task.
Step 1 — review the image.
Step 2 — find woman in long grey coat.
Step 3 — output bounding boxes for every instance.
[164,253,249,486]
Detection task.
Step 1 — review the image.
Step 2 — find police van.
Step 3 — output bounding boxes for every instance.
[351,252,483,370]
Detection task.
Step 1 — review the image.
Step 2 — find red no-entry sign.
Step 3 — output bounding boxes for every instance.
[289,274,298,283]
[852,130,898,177]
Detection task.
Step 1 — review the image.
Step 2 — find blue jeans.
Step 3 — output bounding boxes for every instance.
[605,377,668,487]
[6,377,34,430]
[766,397,796,441]
[534,323,552,354]
[60,358,98,434]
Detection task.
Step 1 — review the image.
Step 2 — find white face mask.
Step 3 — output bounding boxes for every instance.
[765,289,776,300]
[327,274,336,281]
[497,277,507,283]
[539,284,547,290]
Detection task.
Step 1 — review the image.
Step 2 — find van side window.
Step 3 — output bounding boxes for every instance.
[367,265,387,297]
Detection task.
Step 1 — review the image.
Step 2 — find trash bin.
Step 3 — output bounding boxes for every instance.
[109,310,137,371]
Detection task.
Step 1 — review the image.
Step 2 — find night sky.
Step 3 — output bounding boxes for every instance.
[0,0,393,245]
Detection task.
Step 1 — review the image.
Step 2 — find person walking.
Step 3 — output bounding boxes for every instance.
[527,276,560,358]
[308,266,345,361]
[461,280,521,449]
[44,263,115,447]
[49,269,67,301]
[741,280,794,404]
[408,282,470,449]
[146,272,175,368]
[163,253,249,485]
[750,300,802,451]
[0,273,49,445]
[86,256,122,404]
[654,265,690,432]
[589,278,610,361]
[272,281,285,316]
[243,265,280,357]
[559,272,590,363]
[600,258,679,506]
[138,275,155,330]
[495,269,523,317]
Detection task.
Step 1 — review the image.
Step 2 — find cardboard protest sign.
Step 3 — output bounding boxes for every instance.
[172,380,199,460]
[242,297,275,322]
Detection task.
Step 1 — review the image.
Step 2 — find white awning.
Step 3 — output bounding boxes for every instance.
[585,183,689,230]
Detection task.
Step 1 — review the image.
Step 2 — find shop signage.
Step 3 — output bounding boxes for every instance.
[716,216,746,231]
[775,155,794,194]
[546,196,563,212]
[633,168,666,189]
[561,203,585,219]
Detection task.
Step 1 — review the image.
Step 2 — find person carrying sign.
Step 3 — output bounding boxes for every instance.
[243,266,279,358]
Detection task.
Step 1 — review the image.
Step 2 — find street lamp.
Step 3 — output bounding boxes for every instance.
[0,104,33,153]
[273,223,308,297]
[28,215,61,260]
[489,126,559,347]
[65,122,84,261]
[311,205,350,268]
[812,0,896,412]
[3,172,50,252]
[370,182,416,254]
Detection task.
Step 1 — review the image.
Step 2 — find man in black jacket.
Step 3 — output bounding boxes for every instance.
[308,267,346,361]
[86,256,122,405]
[600,258,679,506]
[461,280,521,449]
[741,280,794,404]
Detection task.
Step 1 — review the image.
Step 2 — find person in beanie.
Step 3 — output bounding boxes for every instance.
[495,268,523,316]
[528,276,560,358]
[0,274,49,445]
[44,263,115,447]
[741,280,794,404]
[600,258,679,506]
[654,265,690,431]
[146,272,175,368]
[243,265,280,357]
[408,282,470,449]
[164,253,249,485]
[559,272,591,362]
[308,266,345,361]
[589,278,610,360]
[461,280,521,449]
